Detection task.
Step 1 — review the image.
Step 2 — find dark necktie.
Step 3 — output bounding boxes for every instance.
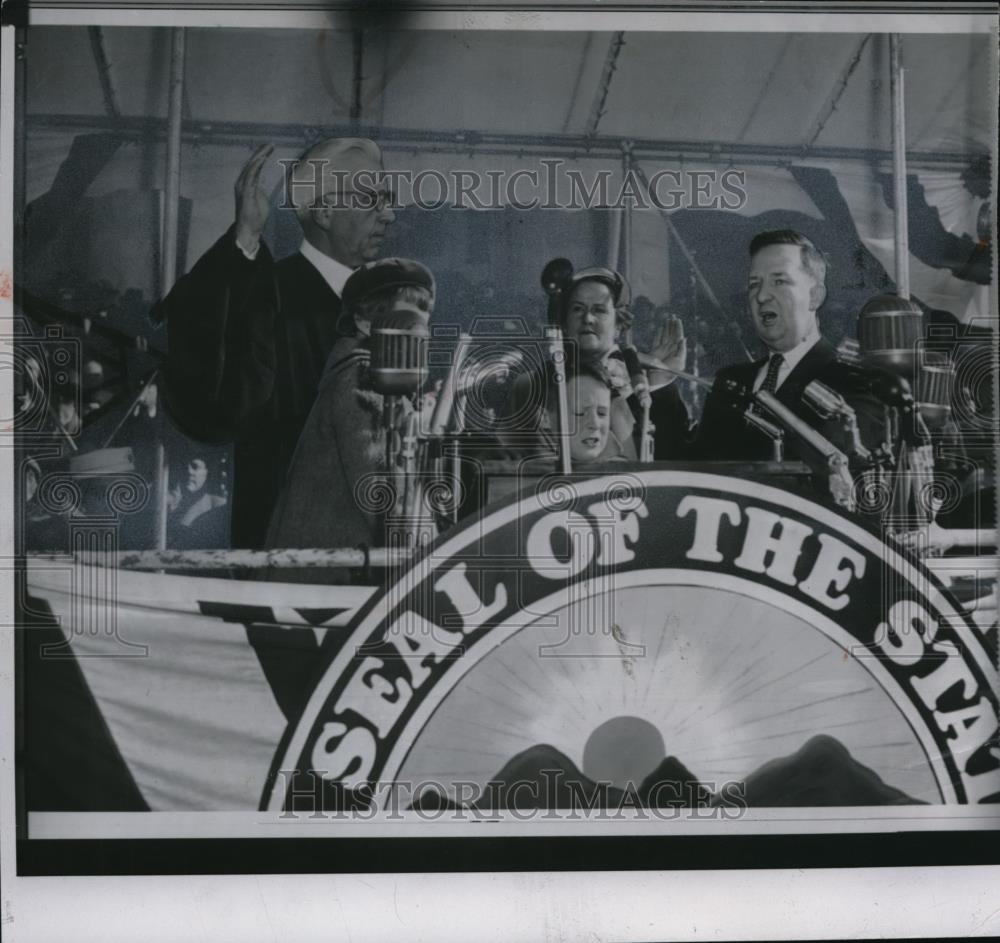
[749,353,784,416]
[759,353,785,395]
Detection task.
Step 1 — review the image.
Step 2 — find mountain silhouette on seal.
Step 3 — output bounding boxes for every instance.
[738,734,925,806]
[480,743,621,809]
[410,744,710,811]
[639,756,712,808]
[407,734,922,810]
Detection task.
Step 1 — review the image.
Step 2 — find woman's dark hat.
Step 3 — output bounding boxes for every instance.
[567,266,631,308]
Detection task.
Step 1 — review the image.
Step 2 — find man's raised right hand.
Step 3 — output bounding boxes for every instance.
[234,142,275,255]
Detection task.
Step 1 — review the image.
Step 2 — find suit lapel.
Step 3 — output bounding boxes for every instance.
[732,359,766,393]
[776,338,836,408]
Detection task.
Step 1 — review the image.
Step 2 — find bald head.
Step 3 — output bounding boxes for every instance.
[286,137,395,268]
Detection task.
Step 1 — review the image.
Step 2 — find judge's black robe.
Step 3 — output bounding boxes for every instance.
[154,228,343,548]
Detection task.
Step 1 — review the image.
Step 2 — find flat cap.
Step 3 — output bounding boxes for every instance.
[343,257,434,311]
[338,258,435,335]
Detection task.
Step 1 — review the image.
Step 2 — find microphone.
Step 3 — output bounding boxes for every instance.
[620,338,656,462]
[803,379,871,464]
[754,389,855,511]
[539,258,574,474]
[742,410,785,461]
[817,361,928,445]
[718,378,783,458]
[816,361,907,403]
[541,257,574,296]
[856,294,923,375]
[620,344,651,410]
[428,334,471,437]
[803,379,849,419]
[914,350,954,433]
[369,303,430,397]
[540,258,574,327]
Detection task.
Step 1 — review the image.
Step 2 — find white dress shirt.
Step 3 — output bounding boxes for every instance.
[752,331,822,393]
[236,234,353,298]
[298,239,353,298]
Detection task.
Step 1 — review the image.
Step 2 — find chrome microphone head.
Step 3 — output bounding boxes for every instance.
[369,304,430,397]
[540,258,574,296]
[857,294,923,376]
[914,350,954,432]
[803,379,849,420]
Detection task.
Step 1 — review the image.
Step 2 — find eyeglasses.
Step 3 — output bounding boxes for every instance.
[320,189,396,212]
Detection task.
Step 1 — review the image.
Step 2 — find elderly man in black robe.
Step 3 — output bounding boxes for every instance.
[154,138,397,548]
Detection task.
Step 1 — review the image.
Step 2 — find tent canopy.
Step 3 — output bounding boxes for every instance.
[25,27,993,160]
[20,25,996,339]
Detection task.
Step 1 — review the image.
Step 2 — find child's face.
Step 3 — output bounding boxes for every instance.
[567,374,611,463]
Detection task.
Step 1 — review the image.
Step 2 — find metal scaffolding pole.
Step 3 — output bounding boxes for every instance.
[154,27,186,552]
[88,26,122,119]
[890,33,910,299]
[161,28,185,297]
[586,32,626,139]
[607,208,623,272]
[24,113,975,170]
[620,141,633,280]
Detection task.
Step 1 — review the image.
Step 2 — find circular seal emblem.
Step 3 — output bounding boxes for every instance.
[263,472,999,813]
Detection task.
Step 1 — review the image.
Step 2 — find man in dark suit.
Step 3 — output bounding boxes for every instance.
[154,138,396,547]
[693,230,847,461]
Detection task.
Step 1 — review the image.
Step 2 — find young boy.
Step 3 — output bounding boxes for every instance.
[265,258,435,563]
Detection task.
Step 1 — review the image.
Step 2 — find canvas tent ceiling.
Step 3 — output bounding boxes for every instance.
[24,27,994,159]
[19,24,996,337]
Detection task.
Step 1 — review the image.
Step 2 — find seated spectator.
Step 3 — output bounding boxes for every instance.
[167,455,229,549]
[21,457,69,552]
[55,388,82,437]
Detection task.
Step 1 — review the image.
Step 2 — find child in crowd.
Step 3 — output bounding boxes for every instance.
[542,362,620,467]
[265,258,435,566]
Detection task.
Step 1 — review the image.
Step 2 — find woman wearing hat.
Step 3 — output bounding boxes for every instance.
[502,266,690,462]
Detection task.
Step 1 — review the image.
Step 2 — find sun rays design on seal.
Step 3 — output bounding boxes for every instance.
[395,582,940,804]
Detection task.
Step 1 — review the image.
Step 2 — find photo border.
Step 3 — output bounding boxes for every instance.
[2,2,998,940]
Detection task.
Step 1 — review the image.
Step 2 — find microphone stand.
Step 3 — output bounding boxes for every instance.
[802,380,873,470]
[621,331,655,463]
[754,389,856,512]
[864,375,935,528]
[742,410,785,462]
[896,413,936,528]
[688,268,702,415]
[545,327,572,475]
[399,409,431,552]
[426,333,471,526]
[370,311,432,553]
[540,261,573,476]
